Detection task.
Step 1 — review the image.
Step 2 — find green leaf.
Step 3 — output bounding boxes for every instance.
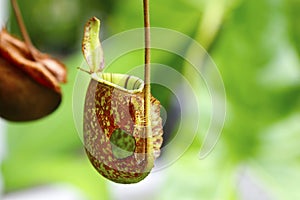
[285,0,300,57]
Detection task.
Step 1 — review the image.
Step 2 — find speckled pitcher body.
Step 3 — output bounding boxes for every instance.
[84,73,163,183]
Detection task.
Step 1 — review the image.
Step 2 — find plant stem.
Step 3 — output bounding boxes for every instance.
[10,0,36,58]
[143,0,151,136]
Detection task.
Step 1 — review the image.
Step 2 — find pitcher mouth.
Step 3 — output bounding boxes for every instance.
[91,72,144,93]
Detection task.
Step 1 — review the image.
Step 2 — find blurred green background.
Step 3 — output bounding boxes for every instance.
[1,0,300,199]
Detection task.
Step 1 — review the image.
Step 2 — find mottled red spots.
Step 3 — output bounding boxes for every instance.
[84,77,163,183]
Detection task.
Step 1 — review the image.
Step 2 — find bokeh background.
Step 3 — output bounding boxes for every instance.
[1,0,300,199]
